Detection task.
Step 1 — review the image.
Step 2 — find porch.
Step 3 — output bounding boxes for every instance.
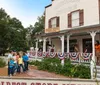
[33,24,100,79]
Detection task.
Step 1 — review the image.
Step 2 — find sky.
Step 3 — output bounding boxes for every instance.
[0,0,51,27]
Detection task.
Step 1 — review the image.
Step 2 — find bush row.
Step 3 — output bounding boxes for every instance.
[0,58,6,67]
[29,58,91,79]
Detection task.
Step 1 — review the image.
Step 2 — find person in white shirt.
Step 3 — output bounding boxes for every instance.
[8,51,13,60]
[26,51,30,57]
[8,51,13,76]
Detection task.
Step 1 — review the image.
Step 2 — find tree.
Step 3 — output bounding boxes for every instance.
[0,8,29,55]
[31,15,45,47]
[0,8,45,55]
[0,8,11,55]
[32,15,45,35]
[26,25,34,47]
[7,17,28,51]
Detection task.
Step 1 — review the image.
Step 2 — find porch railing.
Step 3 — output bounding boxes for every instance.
[29,51,92,64]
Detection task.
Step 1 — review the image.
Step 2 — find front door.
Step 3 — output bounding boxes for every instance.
[83,38,92,53]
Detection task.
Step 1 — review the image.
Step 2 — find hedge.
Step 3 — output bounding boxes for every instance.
[0,58,6,67]
[29,58,91,79]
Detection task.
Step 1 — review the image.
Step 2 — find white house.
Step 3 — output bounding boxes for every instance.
[34,0,100,79]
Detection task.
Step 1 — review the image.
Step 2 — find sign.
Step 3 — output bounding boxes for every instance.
[0,77,99,85]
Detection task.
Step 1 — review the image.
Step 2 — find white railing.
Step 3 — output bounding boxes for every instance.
[29,51,92,64]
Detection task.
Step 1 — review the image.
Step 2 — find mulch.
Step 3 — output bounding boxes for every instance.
[0,68,8,76]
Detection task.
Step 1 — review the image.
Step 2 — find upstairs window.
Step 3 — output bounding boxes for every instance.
[48,17,60,28]
[68,9,84,28]
[51,18,56,28]
[72,11,79,27]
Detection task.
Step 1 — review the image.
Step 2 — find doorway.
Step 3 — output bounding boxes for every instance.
[83,38,92,53]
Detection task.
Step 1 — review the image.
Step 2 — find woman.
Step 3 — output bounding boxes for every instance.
[17,54,25,73]
[95,40,100,65]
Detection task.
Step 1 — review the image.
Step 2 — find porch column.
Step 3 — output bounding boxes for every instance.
[35,39,38,59]
[90,31,96,79]
[61,35,64,53]
[43,38,46,52]
[49,38,52,45]
[67,34,71,53]
[36,40,38,50]
[60,35,64,66]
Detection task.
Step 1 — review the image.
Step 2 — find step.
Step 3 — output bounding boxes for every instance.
[94,66,100,71]
[96,65,100,68]
[94,69,100,73]
[94,74,100,79]
[95,78,100,80]
[96,74,100,77]
[93,66,100,79]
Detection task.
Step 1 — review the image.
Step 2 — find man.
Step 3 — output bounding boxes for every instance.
[22,52,29,71]
[8,51,13,76]
[8,51,13,60]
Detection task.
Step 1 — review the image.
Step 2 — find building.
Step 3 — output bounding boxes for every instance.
[34,0,100,79]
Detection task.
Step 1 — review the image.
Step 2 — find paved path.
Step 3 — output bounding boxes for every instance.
[15,66,68,78]
[26,69,67,78]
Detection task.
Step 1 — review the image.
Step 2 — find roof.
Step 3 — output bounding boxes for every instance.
[33,24,100,38]
[45,0,54,8]
[45,4,52,8]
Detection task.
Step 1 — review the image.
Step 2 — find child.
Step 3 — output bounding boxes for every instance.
[18,54,25,73]
[8,58,14,76]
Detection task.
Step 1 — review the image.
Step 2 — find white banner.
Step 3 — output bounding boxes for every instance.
[0,77,99,85]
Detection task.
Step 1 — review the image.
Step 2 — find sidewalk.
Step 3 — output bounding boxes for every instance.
[15,66,68,78]
[0,65,68,78]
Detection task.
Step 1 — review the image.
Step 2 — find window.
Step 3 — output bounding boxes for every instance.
[51,18,56,28]
[68,9,84,28]
[48,17,60,28]
[72,11,79,27]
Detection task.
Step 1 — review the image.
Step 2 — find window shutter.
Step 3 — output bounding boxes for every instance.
[68,13,72,28]
[48,19,51,28]
[79,9,84,26]
[56,17,60,27]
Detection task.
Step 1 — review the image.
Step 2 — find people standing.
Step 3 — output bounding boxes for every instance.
[9,58,14,76]
[95,40,100,65]
[84,45,91,53]
[8,51,13,61]
[18,54,25,73]
[22,52,29,71]
[16,52,20,72]
[8,51,13,76]
[13,52,18,75]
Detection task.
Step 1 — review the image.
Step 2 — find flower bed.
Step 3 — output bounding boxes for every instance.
[29,58,91,79]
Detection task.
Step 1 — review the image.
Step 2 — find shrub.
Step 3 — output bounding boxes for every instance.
[29,60,41,66]
[38,57,61,71]
[29,57,91,79]
[72,64,91,79]
[62,61,74,77]
[0,58,6,67]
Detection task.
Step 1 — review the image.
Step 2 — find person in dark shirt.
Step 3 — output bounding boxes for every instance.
[22,52,29,71]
